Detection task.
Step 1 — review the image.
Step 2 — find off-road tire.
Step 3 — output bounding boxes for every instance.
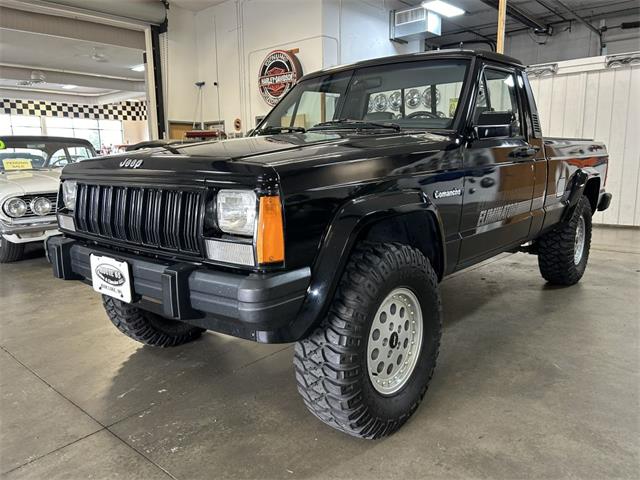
[103,296,204,347]
[0,237,25,263]
[537,196,592,285]
[294,242,442,439]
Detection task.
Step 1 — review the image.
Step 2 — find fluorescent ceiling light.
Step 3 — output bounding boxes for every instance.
[62,84,77,90]
[130,64,145,72]
[422,1,465,17]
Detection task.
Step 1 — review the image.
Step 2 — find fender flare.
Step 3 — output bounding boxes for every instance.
[287,189,446,339]
[561,167,599,222]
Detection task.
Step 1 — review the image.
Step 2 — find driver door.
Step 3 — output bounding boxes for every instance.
[458,66,537,267]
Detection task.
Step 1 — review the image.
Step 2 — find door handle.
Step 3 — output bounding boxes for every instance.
[509,146,539,159]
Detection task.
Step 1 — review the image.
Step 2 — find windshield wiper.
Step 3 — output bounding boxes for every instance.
[258,125,306,135]
[309,119,401,132]
[159,144,181,154]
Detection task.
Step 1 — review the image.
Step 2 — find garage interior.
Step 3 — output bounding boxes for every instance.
[1,0,639,479]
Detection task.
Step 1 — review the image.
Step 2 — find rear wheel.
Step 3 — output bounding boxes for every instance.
[103,296,204,347]
[537,196,592,285]
[0,237,25,263]
[294,242,442,439]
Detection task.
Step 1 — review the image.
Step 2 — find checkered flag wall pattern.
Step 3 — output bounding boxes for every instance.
[0,99,147,121]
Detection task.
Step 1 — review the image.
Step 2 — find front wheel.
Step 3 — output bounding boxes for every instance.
[537,196,592,285]
[294,242,442,439]
[103,296,204,347]
[0,237,25,263]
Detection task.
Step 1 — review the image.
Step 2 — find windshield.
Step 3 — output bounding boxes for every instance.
[257,59,470,133]
[0,140,95,172]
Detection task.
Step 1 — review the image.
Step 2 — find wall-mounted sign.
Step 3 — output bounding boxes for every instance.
[258,50,303,107]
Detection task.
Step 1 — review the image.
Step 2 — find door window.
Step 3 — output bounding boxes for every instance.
[474,68,521,137]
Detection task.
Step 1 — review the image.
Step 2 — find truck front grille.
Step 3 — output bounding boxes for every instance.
[74,183,204,255]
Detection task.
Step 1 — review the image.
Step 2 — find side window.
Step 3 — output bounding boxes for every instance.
[474,68,521,137]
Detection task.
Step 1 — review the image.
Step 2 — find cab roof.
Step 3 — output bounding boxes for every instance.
[299,49,524,82]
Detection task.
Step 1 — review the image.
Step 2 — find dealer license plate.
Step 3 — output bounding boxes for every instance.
[90,254,133,303]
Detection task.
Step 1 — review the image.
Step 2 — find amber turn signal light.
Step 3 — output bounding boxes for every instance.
[256,195,285,264]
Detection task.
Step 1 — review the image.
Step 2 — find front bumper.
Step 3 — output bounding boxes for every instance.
[1,216,59,243]
[0,215,59,243]
[47,236,311,343]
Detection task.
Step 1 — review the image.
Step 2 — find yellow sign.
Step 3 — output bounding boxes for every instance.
[449,98,459,117]
[2,158,33,170]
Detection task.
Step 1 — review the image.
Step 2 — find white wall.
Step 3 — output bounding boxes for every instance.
[322,0,420,66]
[506,15,640,65]
[191,0,326,132]
[122,119,149,145]
[529,55,640,226]
[164,0,421,134]
[165,5,199,122]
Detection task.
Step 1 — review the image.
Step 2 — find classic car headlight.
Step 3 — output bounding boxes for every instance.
[62,181,78,211]
[30,197,52,216]
[216,190,257,236]
[3,197,28,218]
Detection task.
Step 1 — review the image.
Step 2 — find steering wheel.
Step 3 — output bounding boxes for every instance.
[407,111,439,119]
[48,158,68,168]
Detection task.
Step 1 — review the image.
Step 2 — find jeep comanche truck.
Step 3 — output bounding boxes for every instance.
[47,50,611,439]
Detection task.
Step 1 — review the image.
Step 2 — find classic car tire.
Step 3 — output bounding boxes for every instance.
[294,242,442,439]
[0,238,25,263]
[537,196,592,286]
[103,296,205,347]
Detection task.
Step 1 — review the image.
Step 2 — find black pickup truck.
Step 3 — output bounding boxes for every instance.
[48,50,611,439]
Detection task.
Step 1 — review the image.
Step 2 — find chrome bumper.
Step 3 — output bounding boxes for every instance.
[1,215,58,235]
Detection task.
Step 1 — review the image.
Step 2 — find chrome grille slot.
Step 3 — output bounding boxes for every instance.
[74,184,204,255]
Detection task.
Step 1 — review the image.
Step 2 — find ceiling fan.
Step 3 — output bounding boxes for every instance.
[75,47,109,63]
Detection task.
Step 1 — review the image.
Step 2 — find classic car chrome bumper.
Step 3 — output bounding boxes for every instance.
[1,216,59,241]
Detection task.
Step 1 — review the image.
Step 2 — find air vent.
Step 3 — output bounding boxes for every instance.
[390,7,441,43]
[531,112,542,136]
[395,7,426,26]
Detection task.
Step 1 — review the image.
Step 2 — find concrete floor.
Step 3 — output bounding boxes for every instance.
[0,226,638,479]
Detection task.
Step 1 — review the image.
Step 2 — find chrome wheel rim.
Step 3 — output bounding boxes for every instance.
[367,287,423,395]
[574,215,586,265]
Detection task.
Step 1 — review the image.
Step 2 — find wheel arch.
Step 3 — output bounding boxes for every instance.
[562,168,602,222]
[357,211,445,281]
[582,176,601,213]
[289,189,446,339]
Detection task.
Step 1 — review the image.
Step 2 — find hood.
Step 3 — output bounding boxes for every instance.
[0,169,61,198]
[61,130,456,182]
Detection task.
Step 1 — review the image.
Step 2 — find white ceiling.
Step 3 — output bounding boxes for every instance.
[0,29,145,80]
[0,78,117,95]
[169,0,227,12]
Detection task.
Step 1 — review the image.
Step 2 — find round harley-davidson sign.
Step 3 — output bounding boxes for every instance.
[258,50,302,106]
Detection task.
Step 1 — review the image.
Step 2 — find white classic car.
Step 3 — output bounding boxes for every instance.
[0,136,96,262]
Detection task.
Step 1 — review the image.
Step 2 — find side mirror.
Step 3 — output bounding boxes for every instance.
[473,111,515,139]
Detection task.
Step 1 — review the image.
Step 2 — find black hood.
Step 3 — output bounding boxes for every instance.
[61,131,457,190]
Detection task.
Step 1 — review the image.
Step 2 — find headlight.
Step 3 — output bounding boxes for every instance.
[3,197,27,218]
[62,181,77,211]
[30,197,52,216]
[216,190,257,236]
